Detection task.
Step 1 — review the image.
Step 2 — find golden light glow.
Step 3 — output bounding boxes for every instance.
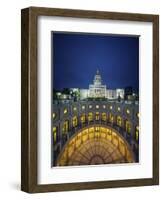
[125,120,131,134]
[57,126,135,166]
[110,105,112,110]
[109,113,114,123]
[126,109,130,114]
[52,113,56,119]
[82,105,85,110]
[135,126,139,141]
[63,108,68,114]
[73,107,77,111]
[95,112,100,120]
[72,116,78,127]
[88,112,93,122]
[53,127,57,143]
[137,113,140,118]
[117,116,122,127]
[81,114,86,124]
[62,120,69,134]
[102,113,107,121]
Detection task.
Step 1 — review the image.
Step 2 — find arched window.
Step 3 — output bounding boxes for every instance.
[102,113,107,121]
[117,116,122,127]
[88,112,93,122]
[52,113,56,119]
[72,116,78,127]
[81,114,86,124]
[109,113,114,123]
[53,127,57,144]
[125,120,131,133]
[62,120,69,134]
[135,126,139,141]
[95,112,100,120]
[63,108,68,114]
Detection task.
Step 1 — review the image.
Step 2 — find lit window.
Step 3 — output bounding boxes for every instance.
[81,114,86,124]
[95,112,100,120]
[103,105,106,109]
[96,105,99,109]
[117,107,120,111]
[135,126,139,141]
[88,112,93,121]
[52,113,56,119]
[64,108,68,114]
[117,116,122,127]
[73,107,77,111]
[126,120,131,134]
[110,106,112,110]
[72,116,78,127]
[137,113,140,118]
[89,105,92,109]
[109,113,114,123]
[82,105,85,110]
[53,127,57,143]
[126,109,130,114]
[62,120,69,134]
[102,113,107,121]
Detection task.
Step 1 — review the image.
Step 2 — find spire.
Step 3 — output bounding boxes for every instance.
[96,69,99,75]
[94,69,102,85]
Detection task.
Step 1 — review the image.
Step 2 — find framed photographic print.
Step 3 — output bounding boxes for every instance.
[21,7,159,193]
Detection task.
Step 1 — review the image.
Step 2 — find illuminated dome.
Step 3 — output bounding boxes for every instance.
[56,126,135,166]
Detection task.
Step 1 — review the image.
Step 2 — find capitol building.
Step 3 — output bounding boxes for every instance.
[79,70,124,100]
[52,70,139,167]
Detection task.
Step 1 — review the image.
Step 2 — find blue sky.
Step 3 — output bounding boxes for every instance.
[53,32,139,91]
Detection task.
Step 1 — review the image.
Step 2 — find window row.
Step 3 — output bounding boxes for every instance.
[52,116,139,144]
[53,109,139,119]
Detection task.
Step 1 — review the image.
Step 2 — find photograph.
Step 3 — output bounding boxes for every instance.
[52,32,139,167]
[21,7,159,193]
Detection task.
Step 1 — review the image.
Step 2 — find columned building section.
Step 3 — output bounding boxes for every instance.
[52,100,139,166]
[89,70,107,98]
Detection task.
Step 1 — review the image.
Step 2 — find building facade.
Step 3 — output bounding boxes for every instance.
[52,69,139,166]
[79,70,125,100]
[52,99,139,166]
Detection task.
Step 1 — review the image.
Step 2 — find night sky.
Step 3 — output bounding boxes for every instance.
[53,32,139,91]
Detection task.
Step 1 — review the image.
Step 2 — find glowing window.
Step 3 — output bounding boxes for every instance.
[62,120,69,134]
[53,127,57,143]
[125,120,131,134]
[81,114,86,124]
[135,126,139,141]
[73,107,77,111]
[89,105,92,109]
[96,105,99,109]
[117,107,121,111]
[72,116,78,127]
[63,108,68,114]
[95,112,100,120]
[88,112,93,121]
[52,113,56,119]
[109,113,114,123]
[126,109,130,114]
[82,105,85,110]
[102,113,107,121]
[110,105,112,110]
[117,116,122,127]
[103,105,106,109]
